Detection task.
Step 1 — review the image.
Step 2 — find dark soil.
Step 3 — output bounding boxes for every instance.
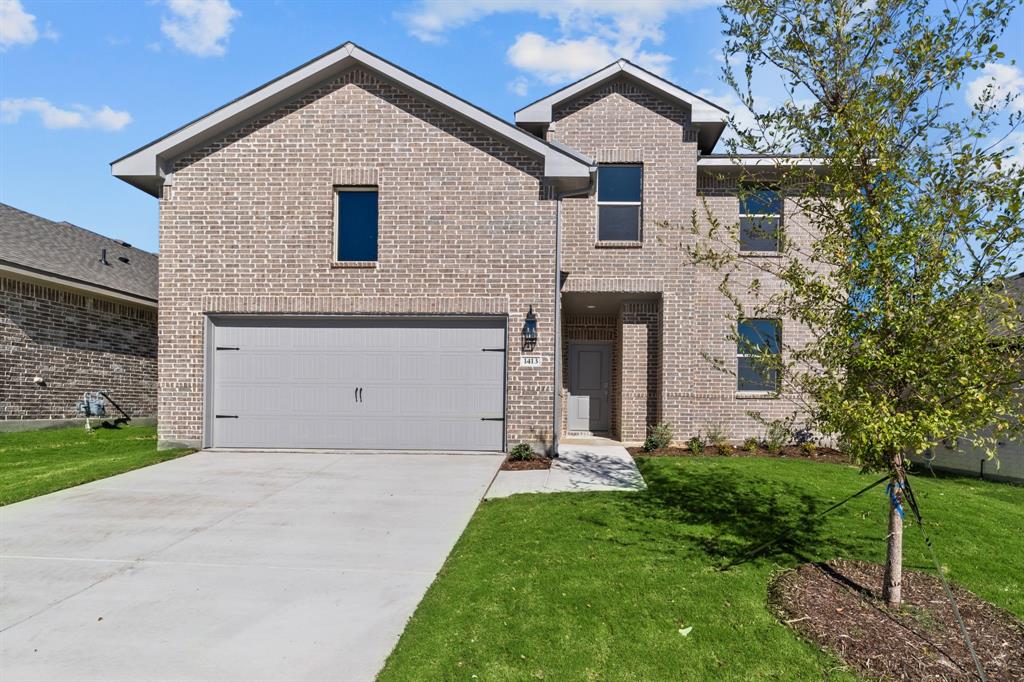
[501,456,552,471]
[769,559,1024,681]
[628,443,851,464]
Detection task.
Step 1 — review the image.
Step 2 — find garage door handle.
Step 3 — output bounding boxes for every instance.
[358,387,363,402]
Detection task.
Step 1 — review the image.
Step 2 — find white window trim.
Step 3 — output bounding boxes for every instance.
[596,164,643,243]
[739,187,783,253]
[737,319,781,392]
[333,185,379,264]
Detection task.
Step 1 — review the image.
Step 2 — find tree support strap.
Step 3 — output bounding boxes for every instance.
[720,474,890,571]
[901,476,987,682]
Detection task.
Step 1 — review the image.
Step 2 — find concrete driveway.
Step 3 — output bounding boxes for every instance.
[0,450,502,682]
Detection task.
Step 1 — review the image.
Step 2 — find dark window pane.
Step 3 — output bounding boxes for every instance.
[740,188,781,215]
[738,319,780,354]
[738,357,779,391]
[338,190,378,261]
[598,166,642,202]
[598,205,641,241]
[740,216,780,251]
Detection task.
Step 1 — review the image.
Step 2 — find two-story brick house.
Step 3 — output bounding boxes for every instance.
[113,42,810,452]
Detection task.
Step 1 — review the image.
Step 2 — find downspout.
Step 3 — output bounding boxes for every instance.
[553,180,593,457]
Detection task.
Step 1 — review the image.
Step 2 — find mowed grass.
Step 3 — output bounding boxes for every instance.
[0,425,194,505]
[379,457,1024,681]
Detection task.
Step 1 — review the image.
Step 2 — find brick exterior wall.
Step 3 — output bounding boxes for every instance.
[619,301,660,440]
[158,67,558,449]
[0,276,157,420]
[551,76,813,443]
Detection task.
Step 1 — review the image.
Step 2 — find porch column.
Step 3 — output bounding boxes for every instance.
[619,300,661,441]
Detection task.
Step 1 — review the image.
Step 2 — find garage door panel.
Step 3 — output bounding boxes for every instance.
[210,317,506,450]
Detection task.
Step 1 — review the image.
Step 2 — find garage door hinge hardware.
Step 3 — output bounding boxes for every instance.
[481,348,506,352]
[481,417,505,421]
[216,346,240,351]
[215,414,239,419]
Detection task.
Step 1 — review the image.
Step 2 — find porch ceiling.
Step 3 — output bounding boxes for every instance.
[562,292,660,316]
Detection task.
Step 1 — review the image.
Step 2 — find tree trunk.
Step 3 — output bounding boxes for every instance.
[882,451,905,608]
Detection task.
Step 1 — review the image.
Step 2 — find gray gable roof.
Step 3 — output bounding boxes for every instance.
[0,202,158,304]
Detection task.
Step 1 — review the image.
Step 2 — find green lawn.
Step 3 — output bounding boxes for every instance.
[0,425,194,505]
[379,457,1024,681]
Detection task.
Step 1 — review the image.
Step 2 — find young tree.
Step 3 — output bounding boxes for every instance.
[694,0,1024,607]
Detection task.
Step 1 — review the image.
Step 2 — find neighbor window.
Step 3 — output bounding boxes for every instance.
[597,165,642,241]
[739,186,781,252]
[336,187,378,262]
[737,319,781,391]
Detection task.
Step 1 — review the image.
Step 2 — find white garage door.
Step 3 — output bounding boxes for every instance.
[208,316,506,451]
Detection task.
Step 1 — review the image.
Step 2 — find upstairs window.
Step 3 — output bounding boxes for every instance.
[597,165,642,242]
[737,319,781,391]
[739,186,782,252]
[336,187,378,262]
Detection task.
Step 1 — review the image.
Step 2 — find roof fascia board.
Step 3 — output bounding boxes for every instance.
[696,157,827,168]
[0,262,159,308]
[515,61,730,126]
[112,42,589,195]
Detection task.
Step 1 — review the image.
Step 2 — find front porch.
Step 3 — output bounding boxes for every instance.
[561,292,662,443]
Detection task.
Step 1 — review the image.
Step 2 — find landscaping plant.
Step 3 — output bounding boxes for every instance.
[690,0,1024,606]
[687,436,705,455]
[643,422,674,452]
[508,442,535,462]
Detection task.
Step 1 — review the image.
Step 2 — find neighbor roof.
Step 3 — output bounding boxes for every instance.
[0,203,158,305]
[514,59,730,154]
[112,42,593,196]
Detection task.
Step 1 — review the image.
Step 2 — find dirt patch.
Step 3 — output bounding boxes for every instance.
[628,443,851,464]
[769,559,1024,681]
[501,457,552,471]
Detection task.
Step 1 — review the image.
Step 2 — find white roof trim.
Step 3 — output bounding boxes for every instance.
[515,59,729,153]
[0,263,158,308]
[112,42,592,196]
[697,156,827,168]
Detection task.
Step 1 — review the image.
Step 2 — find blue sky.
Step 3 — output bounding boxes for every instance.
[1,0,1021,253]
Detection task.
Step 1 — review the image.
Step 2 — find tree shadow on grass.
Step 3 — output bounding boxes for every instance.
[612,461,866,567]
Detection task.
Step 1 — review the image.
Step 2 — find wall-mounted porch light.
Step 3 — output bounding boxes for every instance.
[522,306,538,351]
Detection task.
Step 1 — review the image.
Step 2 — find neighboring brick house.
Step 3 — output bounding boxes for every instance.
[0,203,158,426]
[112,42,813,452]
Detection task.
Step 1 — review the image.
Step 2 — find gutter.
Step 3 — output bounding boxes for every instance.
[0,262,158,308]
[552,179,594,456]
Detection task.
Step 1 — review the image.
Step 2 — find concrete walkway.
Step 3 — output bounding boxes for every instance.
[0,450,503,682]
[486,439,646,499]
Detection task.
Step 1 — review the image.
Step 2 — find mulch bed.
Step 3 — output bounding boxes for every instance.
[501,456,552,471]
[769,559,1024,681]
[628,443,851,464]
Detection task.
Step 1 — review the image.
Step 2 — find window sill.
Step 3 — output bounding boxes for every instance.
[735,391,779,400]
[330,261,378,269]
[595,240,643,249]
[739,251,783,258]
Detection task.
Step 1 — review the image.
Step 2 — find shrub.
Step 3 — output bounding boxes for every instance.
[643,422,674,452]
[762,419,790,454]
[742,437,760,452]
[508,442,535,461]
[705,423,731,450]
[687,436,705,455]
[800,441,817,457]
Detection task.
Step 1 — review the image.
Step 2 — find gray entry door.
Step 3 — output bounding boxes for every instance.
[209,316,506,451]
[568,343,611,433]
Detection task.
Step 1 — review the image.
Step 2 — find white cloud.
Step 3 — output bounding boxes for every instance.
[507,75,529,97]
[1,98,132,131]
[403,0,715,84]
[160,0,239,57]
[967,63,1024,113]
[0,0,37,50]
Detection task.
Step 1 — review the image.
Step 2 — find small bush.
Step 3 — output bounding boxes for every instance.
[762,419,790,454]
[643,422,674,452]
[800,441,817,457]
[742,437,760,452]
[508,442,535,461]
[687,436,705,455]
[705,423,731,450]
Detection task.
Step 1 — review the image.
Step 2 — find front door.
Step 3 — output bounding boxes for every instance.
[568,343,611,433]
